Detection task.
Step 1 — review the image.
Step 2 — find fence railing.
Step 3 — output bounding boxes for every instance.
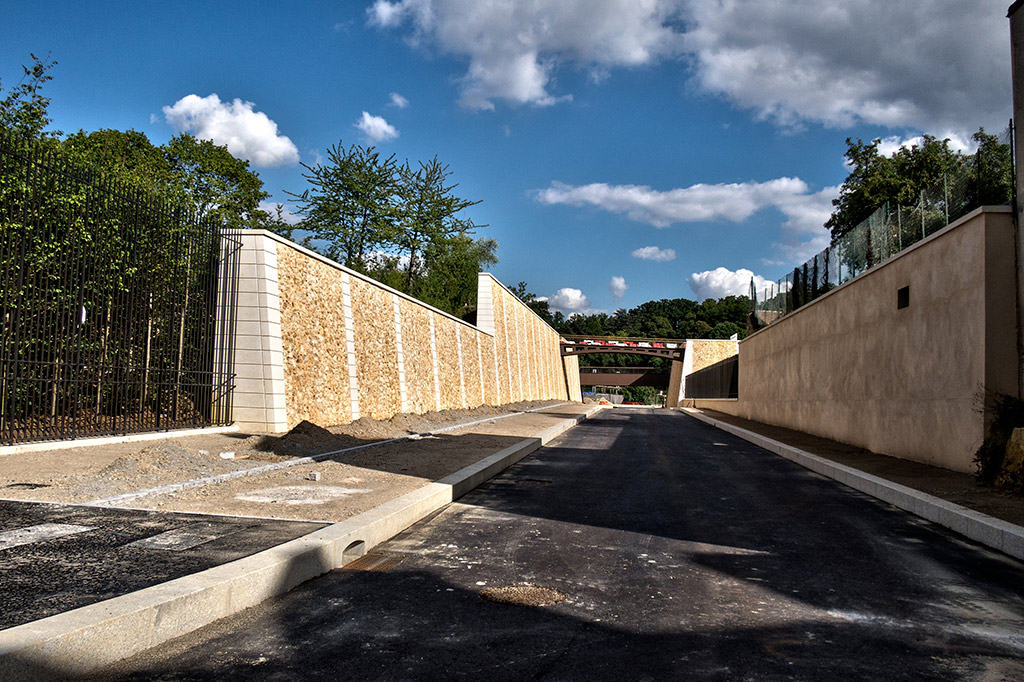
[0,129,239,445]
[685,355,738,399]
[752,128,1014,326]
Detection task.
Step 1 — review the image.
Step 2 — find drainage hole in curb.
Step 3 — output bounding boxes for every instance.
[479,584,566,607]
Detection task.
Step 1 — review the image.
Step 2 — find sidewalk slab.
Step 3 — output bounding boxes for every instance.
[0,404,604,680]
[682,408,1024,562]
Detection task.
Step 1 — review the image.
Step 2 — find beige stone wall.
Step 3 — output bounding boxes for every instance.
[276,245,352,426]
[348,278,401,421]
[263,236,574,430]
[398,300,434,415]
[693,207,1017,473]
[688,340,739,373]
[562,353,582,402]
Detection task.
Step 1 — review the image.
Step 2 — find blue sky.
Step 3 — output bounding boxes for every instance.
[1,1,1012,314]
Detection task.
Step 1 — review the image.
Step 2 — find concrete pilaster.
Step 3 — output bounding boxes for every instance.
[226,231,288,433]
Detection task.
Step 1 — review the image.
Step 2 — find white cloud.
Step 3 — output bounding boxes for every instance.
[548,287,591,313]
[608,276,628,300]
[369,1,1009,135]
[355,111,399,142]
[631,246,676,262]
[163,94,299,167]
[687,267,774,302]
[537,177,838,264]
[389,92,410,108]
[535,177,809,227]
[683,0,1009,134]
[368,0,685,110]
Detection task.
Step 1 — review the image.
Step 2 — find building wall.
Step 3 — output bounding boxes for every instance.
[693,207,1017,473]
[228,231,576,431]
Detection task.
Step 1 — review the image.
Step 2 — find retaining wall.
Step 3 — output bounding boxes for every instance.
[692,207,1017,473]
[228,231,576,432]
[667,339,739,407]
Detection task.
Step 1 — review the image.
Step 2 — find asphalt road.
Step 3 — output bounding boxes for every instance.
[0,501,323,629]
[91,408,1024,681]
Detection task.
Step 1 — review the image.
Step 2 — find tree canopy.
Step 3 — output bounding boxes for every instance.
[509,285,750,369]
[0,53,60,142]
[288,139,495,319]
[826,130,1013,240]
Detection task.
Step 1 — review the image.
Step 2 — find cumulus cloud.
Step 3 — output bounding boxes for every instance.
[368,0,685,110]
[389,92,410,108]
[683,0,1009,133]
[369,1,1008,135]
[163,94,299,167]
[687,267,774,302]
[631,246,676,262]
[548,287,591,313]
[536,176,838,264]
[355,111,399,141]
[608,276,628,300]
[535,177,815,227]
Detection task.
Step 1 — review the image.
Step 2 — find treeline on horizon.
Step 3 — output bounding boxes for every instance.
[513,286,750,369]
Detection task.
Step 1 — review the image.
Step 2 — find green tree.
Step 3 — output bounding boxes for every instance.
[163,133,270,228]
[825,131,1009,240]
[288,141,399,270]
[397,156,481,291]
[416,233,498,319]
[973,128,1014,207]
[0,53,60,142]
[621,385,658,404]
[63,129,173,192]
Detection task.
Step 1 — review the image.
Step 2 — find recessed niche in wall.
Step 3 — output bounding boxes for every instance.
[897,285,910,309]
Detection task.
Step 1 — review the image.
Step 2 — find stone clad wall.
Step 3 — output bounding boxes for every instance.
[228,230,576,432]
[687,340,739,373]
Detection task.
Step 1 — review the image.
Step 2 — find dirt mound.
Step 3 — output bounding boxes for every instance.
[59,442,253,501]
[235,420,374,458]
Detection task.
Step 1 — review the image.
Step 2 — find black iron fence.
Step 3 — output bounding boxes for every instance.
[686,355,738,399]
[0,129,239,445]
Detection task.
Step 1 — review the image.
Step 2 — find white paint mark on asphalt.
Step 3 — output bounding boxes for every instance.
[0,523,95,551]
[236,486,371,505]
[129,522,247,551]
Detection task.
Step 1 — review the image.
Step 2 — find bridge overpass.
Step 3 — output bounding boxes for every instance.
[578,367,670,388]
[559,335,685,361]
[562,336,687,400]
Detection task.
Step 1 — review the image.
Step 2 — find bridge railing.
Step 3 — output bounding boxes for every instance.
[579,367,668,375]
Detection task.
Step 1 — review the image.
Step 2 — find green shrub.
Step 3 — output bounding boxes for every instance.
[974,393,1024,489]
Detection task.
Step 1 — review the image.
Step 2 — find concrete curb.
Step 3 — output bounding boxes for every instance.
[0,425,240,457]
[0,405,605,679]
[681,408,1024,562]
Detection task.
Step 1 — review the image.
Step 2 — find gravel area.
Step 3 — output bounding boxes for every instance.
[0,401,587,522]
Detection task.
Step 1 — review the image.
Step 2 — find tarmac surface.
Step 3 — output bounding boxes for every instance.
[0,501,323,629]
[89,407,1024,681]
